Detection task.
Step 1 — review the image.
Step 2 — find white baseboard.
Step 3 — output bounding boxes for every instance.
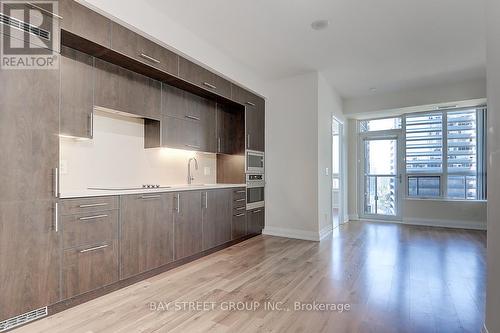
[403,217,486,230]
[263,227,321,241]
[482,324,489,333]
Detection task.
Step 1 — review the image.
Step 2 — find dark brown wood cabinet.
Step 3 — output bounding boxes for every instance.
[62,240,119,299]
[173,191,203,260]
[232,85,265,152]
[94,58,161,120]
[60,46,94,138]
[202,189,232,250]
[0,63,60,321]
[179,57,232,99]
[120,193,174,279]
[160,84,216,152]
[59,0,111,48]
[111,22,178,76]
[231,188,247,239]
[248,208,265,235]
[216,104,245,155]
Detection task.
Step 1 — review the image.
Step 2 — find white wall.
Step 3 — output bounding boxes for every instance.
[317,73,345,235]
[485,0,500,331]
[263,72,320,240]
[60,111,216,195]
[343,77,486,116]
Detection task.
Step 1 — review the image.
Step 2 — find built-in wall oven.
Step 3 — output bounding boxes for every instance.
[246,173,265,209]
[246,150,264,174]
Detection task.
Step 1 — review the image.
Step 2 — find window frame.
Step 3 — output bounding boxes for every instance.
[358,105,487,202]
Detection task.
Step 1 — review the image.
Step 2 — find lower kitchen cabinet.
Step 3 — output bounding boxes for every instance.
[120,193,174,279]
[62,240,119,299]
[174,191,202,260]
[0,201,60,321]
[247,208,265,234]
[202,189,232,250]
[231,212,247,239]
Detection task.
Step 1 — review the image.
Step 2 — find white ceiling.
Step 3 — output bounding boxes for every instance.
[144,0,486,99]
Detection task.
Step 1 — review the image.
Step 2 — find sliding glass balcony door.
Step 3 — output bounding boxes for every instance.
[361,134,403,219]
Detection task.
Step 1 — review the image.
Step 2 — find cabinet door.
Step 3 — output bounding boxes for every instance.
[232,212,247,239]
[62,240,118,299]
[0,201,60,321]
[120,193,174,279]
[202,190,232,250]
[248,208,265,235]
[217,104,245,155]
[246,99,265,152]
[111,23,178,75]
[0,61,59,202]
[179,57,231,99]
[94,58,161,120]
[173,191,202,260]
[59,0,111,48]
[162,116,202,151]
[60,46,94,138]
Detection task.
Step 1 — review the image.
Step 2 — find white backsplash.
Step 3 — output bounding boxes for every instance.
[60,110,217,194]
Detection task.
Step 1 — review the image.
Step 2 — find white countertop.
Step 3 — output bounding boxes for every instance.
[60,184,247,199]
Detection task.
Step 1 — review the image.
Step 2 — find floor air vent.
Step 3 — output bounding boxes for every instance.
[0,307,47,332]
[0,12,50,40]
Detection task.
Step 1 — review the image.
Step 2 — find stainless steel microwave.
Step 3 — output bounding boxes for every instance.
[246,150,264,174]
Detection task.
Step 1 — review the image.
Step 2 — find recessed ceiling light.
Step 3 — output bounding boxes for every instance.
[370,87,377,92]
[311,19,330,31]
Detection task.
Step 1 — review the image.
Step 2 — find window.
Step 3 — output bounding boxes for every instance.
[360,117,401,132]
[359,106,487,201]
[405,107,486,200]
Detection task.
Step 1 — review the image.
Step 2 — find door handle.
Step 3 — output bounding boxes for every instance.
[139,53,161,64]
[54,202,59,232]
[202,82,217,89]
[79,244,109,253]
[53,167,59,198]
[79,214,108,221]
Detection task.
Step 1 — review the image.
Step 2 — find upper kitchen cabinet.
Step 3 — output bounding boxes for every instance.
[111,22,178,76]
[217,104,245,155]
[179,57,232,99]
[94,58,161,120]
[232,85,265,152]
[157,84,216,153]
[60,46,94,139]
[59,0,111,48]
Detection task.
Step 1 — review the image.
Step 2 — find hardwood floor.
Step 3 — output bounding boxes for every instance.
[14,221,486,333]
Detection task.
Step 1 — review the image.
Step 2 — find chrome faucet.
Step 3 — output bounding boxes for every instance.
[187,157,198,185]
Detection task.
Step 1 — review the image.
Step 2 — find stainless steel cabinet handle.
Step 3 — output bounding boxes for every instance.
[54,202,59,232]
[235,206,246,211]
[176,194,180,213]
[185,144,201,149]
[53,167,59,198]
[79,203,108,208]
[246,101,256,107]
[79,244,109,253]
[235,213,245,217]
[205,192,208,209]
[217,137,221,152]
[247,134,250,149]
[139,53,160,64]
[141,195,161,199]
[27,2,63,19]
[79,214,108,221]
[252,209,262,213]
[235,190,246,194]
[235,199,246,202]
[185,115,200,121]
[202,82,217,89]
[89,111,94,138]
